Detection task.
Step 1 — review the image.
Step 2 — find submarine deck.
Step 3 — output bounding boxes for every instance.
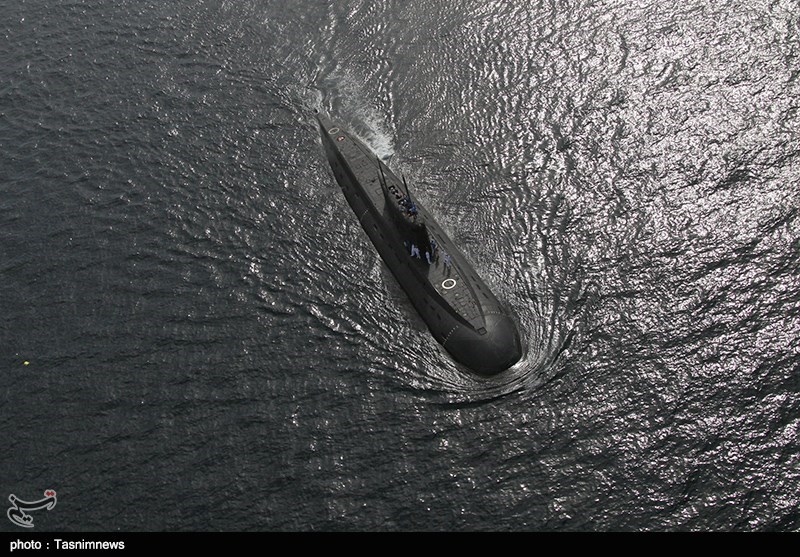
[329,123,497,333]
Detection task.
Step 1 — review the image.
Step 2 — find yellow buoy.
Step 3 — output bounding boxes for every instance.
[23,361,30,366]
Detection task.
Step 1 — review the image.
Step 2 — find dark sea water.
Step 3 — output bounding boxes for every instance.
[2,0,798,532]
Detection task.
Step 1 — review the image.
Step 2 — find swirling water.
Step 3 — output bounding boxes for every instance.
[1,0,798,531]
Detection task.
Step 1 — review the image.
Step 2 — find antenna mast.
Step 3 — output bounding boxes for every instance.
[377,157,388,189]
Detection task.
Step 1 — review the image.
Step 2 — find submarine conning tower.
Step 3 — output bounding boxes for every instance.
[377,159,432,260]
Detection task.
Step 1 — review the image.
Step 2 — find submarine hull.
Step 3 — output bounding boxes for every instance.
[316,113,522,376]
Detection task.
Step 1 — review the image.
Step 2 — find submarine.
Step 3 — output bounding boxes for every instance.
[316,112,522,375]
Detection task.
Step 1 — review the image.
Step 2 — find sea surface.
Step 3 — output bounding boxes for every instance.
[1,0,798,531]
